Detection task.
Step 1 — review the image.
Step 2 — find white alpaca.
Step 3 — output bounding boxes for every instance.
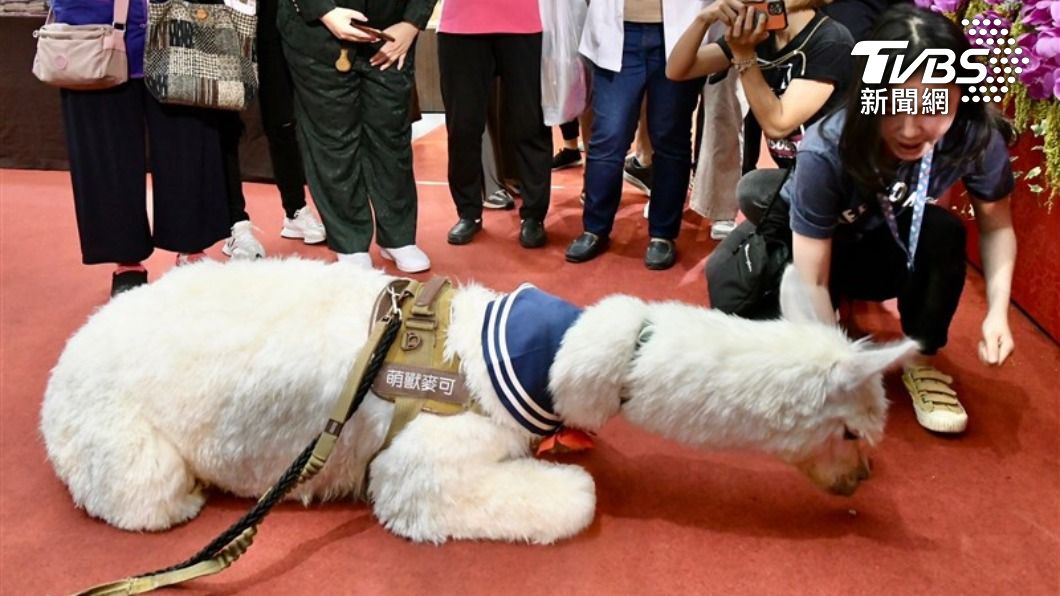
[41,259,917,544]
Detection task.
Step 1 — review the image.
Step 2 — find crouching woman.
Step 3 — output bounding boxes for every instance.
[741,5,1017,434]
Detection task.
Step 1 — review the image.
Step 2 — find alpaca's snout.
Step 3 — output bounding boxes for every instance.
[823,453,871,496]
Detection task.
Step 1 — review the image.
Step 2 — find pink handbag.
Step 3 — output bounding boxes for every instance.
[32,0,131,90]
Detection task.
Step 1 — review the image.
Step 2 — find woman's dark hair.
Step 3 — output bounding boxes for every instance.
[835,4,1014,194]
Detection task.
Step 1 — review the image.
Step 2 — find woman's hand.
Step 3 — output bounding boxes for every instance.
[370,22,420,70]
[725,4,770,61]
[698,0,747,29]
[320,8,380,43]
[979,312,1015,366]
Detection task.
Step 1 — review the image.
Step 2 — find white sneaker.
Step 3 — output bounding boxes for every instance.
[281,207,327,244]
[222,220,266,260]
[380,244,431,273]
[710,220,737,240]
[336,252,374,269]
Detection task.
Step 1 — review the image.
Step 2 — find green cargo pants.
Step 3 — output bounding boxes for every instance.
[284,43,418,254]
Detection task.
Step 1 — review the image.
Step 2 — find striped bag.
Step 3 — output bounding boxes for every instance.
[144,0,257,111]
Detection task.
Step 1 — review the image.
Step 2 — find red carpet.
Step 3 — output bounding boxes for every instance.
[1,129,1057,595]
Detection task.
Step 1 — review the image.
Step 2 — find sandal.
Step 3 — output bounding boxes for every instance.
[902,366,967,433]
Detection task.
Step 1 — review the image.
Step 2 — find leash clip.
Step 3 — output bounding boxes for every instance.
[385,286,405,321]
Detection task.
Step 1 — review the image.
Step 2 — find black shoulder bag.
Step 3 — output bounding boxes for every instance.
[705,168,793,319]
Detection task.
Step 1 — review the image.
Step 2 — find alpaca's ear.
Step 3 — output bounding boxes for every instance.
[778,265,820,324]
[828,338,921,391]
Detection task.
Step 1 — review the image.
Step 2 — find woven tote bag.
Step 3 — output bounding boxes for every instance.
[144,0,257,110]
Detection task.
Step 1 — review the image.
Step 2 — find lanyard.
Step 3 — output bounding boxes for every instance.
[877,146,934,271]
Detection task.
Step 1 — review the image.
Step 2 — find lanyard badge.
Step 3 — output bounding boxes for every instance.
[877,146,934,271]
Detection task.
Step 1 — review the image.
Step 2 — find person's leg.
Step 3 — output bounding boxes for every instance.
[633,99,652,166]
[482,78,518,209]
[357,55,429,271]
[736,168,790,226]
[829,208,969,432]
[897,204,969,433]
[216,112,267,259]
[283,43,370,256]
[579,25,650,240]
[560,119,580,145]
[495,32,553,232]
[144,86,230,257]
[59,83,152,266]
[623,97,654,198]
[553,118,583,169]
[896,204,968,354]
[219,113,249,226]
[257,27,309,219]
[691,74,743,232]
[438,33,496,224]
[643,25,702,247]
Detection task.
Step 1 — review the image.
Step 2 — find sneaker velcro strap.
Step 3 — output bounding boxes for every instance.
[905,379,960,406]
[907,366,954,385]
[910,378,957,397]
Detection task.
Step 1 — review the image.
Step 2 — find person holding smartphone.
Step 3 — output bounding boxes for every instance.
[276,0,437,271]
[668,0,854,227]
[718,5,1017,434]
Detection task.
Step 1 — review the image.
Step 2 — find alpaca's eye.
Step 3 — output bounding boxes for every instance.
[843,428,860,441]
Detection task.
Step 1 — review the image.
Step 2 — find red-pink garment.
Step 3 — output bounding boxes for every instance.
[438,0,542,34]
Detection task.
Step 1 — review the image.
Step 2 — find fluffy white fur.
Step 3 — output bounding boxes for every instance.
[41,259,917,544]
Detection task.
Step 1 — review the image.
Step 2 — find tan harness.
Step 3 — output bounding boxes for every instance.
[369,277,482,450]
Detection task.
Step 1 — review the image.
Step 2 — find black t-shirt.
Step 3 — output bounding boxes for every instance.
[717,12,855,168]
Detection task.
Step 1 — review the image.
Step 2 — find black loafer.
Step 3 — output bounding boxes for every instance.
[644,238,676,270]
[447,218,482,245]
[111,269,148,297]
[565,232,609,263]
[519,219,546,248]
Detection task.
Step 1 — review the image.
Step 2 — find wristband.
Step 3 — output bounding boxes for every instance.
[733,58,757,74]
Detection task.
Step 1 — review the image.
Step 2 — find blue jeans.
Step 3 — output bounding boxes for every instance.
[583,23,703,240]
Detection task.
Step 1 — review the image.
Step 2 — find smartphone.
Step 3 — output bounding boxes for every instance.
[746,0,788,31]
[350,21,396,42]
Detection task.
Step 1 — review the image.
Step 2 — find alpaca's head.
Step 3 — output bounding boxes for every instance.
[773,267,919,496]
[548,267,917,498]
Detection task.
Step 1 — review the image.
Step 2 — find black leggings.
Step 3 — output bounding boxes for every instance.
[738,168,967,353]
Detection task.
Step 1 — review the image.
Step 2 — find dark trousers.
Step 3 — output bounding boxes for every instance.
[284,43,418,253]
[583,23,702,240]
[257,16,307,218]
[223,17,308,225]
[438,32,552,222]
[831,205,967,354]
[60,80,230,264]
[739,168,967,353]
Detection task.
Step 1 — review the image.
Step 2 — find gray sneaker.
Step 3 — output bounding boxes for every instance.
[483,189,516,210]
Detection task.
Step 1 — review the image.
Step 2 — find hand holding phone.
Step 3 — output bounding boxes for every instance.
[745,0,788,32]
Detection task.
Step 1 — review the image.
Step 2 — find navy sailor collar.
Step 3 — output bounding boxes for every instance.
[481,284,583,435]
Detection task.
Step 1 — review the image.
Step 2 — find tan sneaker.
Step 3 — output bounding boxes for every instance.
[902,366,967,433]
